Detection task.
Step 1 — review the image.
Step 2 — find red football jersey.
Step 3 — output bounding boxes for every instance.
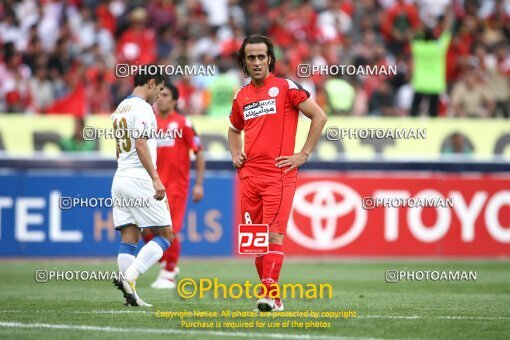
[156,112,202,197]
[229,73,310,179]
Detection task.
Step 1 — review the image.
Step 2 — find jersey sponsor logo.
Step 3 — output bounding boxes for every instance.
[243,99,276,120]
[268,86,279,97]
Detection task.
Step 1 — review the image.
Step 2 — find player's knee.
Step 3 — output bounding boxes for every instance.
[121,226,140,244]
[151,226,174,244]
[121,234,139,244]
[164,230,174,244]
[269,232,284,244]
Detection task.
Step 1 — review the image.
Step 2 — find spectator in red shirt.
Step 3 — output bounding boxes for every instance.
[116,8,156,65]
[381,0,420,54]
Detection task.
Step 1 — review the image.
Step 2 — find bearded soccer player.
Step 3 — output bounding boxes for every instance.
[142,82,205,289]
[228,35,327,312]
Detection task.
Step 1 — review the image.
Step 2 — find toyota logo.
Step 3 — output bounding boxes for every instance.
[287,181,367,250]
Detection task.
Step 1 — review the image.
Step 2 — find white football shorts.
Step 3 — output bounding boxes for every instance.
[111,175,172,229]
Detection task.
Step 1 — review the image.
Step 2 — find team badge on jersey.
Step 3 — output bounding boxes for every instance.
[268,86,279,97]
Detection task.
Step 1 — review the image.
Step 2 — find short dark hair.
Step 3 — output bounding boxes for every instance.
[237,34,276,77]
[164,82,179,101]
[134,64,167,87]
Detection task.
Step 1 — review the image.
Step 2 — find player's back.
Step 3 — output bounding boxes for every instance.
[111,95,157,182]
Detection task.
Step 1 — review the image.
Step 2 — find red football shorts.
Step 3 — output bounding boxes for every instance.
[167,194,187,234]
[240,176,296,234]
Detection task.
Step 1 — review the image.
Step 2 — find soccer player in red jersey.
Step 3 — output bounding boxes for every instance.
[228,35,327,311]
[143,82,205,289]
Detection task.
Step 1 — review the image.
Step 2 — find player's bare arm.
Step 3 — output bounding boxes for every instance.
[135,137,165,200]
[192,150,206,202]
[228,127,247,168]
[275,98,327,173]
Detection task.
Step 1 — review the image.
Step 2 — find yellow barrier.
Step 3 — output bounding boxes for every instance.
[0,114,508,159]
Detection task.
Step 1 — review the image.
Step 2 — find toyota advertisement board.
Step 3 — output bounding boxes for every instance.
[282,172,510,257]
[2,170,509,257]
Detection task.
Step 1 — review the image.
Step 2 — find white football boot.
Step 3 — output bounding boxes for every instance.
[257,297,276,312]
[273,298,284,311]
[150,267,180,289]
[114,277,152,307]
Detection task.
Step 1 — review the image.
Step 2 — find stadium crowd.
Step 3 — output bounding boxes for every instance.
[0,0,509,117]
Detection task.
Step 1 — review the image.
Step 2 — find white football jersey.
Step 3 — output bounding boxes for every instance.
[111,95,157,181]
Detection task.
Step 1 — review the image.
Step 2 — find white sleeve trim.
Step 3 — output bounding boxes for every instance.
[286,78,298,90]
[229,121,241,132]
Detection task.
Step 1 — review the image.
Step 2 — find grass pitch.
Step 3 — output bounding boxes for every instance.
[0,259,509,339]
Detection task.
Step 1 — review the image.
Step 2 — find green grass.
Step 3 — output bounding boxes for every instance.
[0,259,509,339]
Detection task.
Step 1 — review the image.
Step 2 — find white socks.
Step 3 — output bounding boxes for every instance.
[118,253,135,273]
[117,242,137,274]
[125,236,170,282]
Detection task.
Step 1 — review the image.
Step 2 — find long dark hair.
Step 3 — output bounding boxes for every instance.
[237,34,276,77]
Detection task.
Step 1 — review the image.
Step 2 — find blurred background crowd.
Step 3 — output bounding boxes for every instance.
[0,0,509,118]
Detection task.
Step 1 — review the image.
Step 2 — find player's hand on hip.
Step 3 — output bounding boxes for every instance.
[233,151,247,169]
[152,178,166,200]
[192,184,204,202]
[275,152,309,173]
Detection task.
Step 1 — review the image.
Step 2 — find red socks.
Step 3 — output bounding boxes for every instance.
[255,255,264,280]
[260,244,284,297]
[164,236,180,272]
